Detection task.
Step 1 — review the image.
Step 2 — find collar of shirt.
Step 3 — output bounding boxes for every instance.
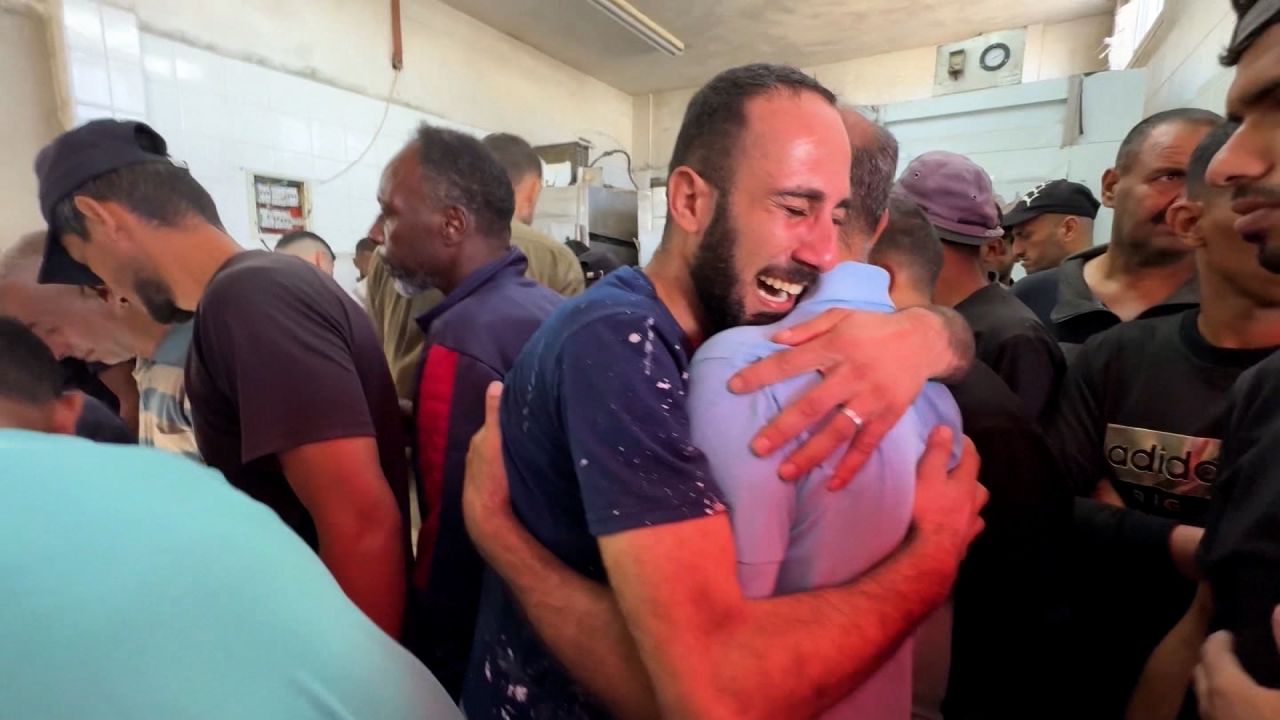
[148,321,194,367]
[1051,244,1199,324]
[800,261,895,314]
[415,247,529,332]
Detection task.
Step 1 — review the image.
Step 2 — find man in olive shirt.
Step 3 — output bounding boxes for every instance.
[367,132,584,401]
[483,133,585,296]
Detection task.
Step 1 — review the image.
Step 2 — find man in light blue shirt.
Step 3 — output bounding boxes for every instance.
[0,316,460,720]
[689,261,963,719]
[687,116,962,719]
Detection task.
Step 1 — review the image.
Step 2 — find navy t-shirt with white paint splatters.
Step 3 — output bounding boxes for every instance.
[463,266,726,719]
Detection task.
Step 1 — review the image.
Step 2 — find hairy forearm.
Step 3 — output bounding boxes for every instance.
[474,510,659,720]
[1127,583,1213,720]
[914,306,974,383]
[679,531,957,719]
[320,521,406,638]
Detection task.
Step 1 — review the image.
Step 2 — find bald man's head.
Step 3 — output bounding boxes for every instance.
[840,108,899,236]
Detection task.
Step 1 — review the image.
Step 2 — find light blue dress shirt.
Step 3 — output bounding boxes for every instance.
[688,261,963,720]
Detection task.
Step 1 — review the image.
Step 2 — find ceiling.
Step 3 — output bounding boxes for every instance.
[436,0,1114,95]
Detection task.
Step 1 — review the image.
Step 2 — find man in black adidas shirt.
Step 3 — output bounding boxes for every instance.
[1129,4,1280,718]
[1014,109,1221,360]
[1050,121,1280,717]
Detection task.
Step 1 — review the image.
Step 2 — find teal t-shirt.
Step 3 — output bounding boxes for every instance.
[0,429,461,720]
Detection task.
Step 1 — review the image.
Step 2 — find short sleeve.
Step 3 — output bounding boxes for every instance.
[198,264,376,463]
[560,316,725,537]
[688,353,796,598]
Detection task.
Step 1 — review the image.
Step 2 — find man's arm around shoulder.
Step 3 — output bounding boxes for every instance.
[599,428,986,719]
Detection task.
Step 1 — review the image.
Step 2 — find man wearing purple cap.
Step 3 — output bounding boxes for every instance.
[896,151,1066,423]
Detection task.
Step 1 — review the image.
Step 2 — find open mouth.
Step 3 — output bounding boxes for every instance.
[755,273,809,308]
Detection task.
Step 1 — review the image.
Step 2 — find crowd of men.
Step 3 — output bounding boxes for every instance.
[0,1,1278,718]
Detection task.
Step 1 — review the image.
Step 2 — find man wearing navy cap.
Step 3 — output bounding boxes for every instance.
[1004,179,1100,275]
[896,151,1066,423]
[1013,110,1221,359]
[32,120,412,639]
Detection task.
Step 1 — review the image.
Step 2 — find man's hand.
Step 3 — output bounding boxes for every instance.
[728,306,971,489]
[463,382,513,558]
[1195,608,1280,720]
[910,426,987,573]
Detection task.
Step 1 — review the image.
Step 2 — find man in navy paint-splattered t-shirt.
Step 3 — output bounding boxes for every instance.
[462,64,985,719]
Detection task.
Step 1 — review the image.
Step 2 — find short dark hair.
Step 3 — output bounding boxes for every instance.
[416,124,515,240]
[0,316,63,405]
[1115,108,1225,173]
[669,63,837,191]
[851,122,900,233]
[483,133,542,186]
[355,236,376,254]
[870,194,944,295]
[1186,121,1236,199]
[50,161,224,241]
[1222,0,1280,66]
[275,230,335,260]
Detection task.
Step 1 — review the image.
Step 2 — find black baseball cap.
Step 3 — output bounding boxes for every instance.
[34,119,173,286]
[1001,179,1101,229]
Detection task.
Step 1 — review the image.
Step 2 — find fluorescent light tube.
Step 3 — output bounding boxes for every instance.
[586,0,685,57]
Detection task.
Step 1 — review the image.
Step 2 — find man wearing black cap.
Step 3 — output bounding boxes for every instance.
[1013,110,1222,360]
[896,151,1066,423]
[1004,179,1100,275]
[33,120,411,639]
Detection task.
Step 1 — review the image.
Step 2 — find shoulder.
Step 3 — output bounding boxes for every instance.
[691,324,779,369]
[434,280,561,347]
[1013,268,1059,296]
[511,223,577,261]
[204,252,329,306]
[1081,311,1179,356]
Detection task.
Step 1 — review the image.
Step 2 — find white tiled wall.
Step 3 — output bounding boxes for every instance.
[63,0,147,124]
[138,32,484,260]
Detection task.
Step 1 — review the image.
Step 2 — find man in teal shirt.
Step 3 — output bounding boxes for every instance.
[0,316,460,720]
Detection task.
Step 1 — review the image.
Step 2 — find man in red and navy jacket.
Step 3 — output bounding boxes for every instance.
[373,124,566,697]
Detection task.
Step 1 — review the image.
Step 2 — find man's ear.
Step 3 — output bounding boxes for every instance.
[980,237,1002,263]
[1061,216,1079,244]
[49,391,84,436]
[1167,198,1205,250]
[869,209,890,245]
[666,167,717,235]
[441,205,468,246]
[72,196,121,242]
[1100,168,1120,209]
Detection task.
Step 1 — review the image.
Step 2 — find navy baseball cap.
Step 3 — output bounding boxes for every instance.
[1002,179,1101,229]
[34,120,172,286]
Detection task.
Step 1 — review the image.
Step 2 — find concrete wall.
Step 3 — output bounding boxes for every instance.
[100,0,634,154]
[1136,0,1235,114]
[634,13,1113,173]
[0,5,61,245]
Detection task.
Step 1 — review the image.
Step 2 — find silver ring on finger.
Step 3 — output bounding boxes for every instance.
[838,405,864,432]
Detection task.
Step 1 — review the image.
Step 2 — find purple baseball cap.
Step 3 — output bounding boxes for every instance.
[894,151,1003,245]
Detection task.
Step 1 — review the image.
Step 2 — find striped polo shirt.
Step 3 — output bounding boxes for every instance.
[134,321,200,461]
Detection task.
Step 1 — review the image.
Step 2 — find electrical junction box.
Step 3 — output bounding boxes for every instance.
[934,29,1026,96]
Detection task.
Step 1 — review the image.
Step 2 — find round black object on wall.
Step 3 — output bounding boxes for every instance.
[980,42,1012,72]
